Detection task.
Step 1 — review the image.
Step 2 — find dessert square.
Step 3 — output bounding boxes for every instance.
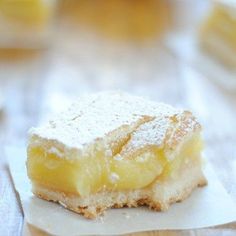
[27,92,207,218]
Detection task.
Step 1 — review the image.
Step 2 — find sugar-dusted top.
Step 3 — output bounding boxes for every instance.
[29,91,200,155]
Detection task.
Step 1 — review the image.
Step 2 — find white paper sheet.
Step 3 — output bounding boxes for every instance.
[7,146,236,235]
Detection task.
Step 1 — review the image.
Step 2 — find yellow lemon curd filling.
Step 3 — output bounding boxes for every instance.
[27,134,203,197]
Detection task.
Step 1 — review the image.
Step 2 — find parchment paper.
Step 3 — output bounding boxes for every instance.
[7,147,236,235]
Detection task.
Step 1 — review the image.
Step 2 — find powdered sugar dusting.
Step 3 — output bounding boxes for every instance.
[120,111,200,157]
[123,117,171,153]
[109,172,120,183]
[29,92,200,157]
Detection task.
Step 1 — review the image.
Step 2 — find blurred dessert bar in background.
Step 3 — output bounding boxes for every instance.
[59,0,171,42]
[199,0,236,70]
[0,0,56,48]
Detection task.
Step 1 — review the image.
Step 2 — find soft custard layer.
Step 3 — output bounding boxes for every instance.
[27,134,203,197]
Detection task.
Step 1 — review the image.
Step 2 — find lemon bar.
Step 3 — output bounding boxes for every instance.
[27,92,207,219]
[199,0,236,69]
[0,0,55,47]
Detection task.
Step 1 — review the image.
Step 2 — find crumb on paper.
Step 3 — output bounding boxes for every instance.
[98,215,105,223]
[122,212,131,219]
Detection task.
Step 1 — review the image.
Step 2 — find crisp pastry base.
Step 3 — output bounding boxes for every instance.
[32,159,207,219]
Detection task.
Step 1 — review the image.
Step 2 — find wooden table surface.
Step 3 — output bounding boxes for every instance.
[0,19,236,235]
